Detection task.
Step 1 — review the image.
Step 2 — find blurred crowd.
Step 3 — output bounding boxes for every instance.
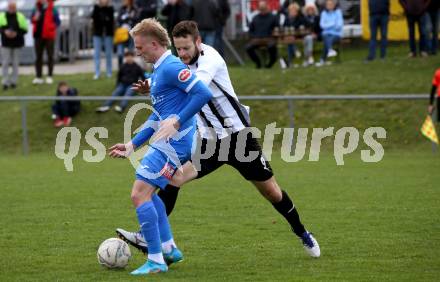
[0,0,439,126]
[246,0,342,68]
[246,0,439,69]
[90,0,231,79]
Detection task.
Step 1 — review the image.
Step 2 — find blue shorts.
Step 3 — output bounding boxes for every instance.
[135,147,183,189]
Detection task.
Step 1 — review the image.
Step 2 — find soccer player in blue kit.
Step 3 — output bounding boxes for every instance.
[108,18,212,275]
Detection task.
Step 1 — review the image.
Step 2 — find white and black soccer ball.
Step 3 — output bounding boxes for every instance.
[97,238,132,269]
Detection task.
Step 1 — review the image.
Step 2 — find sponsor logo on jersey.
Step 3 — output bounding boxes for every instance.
[151,95,164,105]
[178,69,192,82]
[160,162,176,180]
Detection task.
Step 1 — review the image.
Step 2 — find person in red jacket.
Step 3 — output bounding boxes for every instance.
[31,0,60,85]
[429,68,440,122]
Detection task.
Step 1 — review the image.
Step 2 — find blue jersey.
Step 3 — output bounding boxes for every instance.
[132,50,212,166]
[149,51,197,160]
[150,52,198,131]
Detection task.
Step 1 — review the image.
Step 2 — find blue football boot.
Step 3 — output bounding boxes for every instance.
[164,247,184,265]
[130,259,168,275]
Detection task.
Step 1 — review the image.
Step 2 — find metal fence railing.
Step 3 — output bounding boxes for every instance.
[56,5,94,62]
[0,94,428,155]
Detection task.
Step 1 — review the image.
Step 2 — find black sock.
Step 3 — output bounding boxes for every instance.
[157,185,180,216]
[272,190,306,237]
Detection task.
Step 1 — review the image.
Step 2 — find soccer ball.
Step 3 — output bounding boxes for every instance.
[97,238,132,269]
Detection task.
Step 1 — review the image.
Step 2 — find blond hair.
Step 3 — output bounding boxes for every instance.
[130,18,171,47]
[288,2,300,13]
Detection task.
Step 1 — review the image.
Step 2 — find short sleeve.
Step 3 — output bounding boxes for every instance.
[166,63,200,93]
[194,53,222,86]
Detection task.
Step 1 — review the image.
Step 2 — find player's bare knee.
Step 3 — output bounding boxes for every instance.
[258,179,282,203]
[170,163,197,187]
[270,189,282,202]
[131,182,153,207]
[265,186,282,203]
[130,190,141,207]
[130,189,146,207]
[170,172,184,187]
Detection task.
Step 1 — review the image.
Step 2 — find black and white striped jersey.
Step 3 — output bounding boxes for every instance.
[189,43,251,139]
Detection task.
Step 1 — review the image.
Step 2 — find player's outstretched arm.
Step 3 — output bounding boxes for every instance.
[108,142,135,158]
[154,80,212,141]
[109,113,159,158]
[131,113,159,147]
[131,79,151,95]
[151,116,180,142]
[176,80,213,125]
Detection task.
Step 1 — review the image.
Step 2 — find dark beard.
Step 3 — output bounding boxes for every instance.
[188,49,200,65]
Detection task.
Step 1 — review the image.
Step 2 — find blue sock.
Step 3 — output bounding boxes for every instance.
[152,193,173,243]
[136,201,161,255]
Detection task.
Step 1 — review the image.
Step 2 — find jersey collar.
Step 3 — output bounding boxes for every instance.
[154,50,172,69]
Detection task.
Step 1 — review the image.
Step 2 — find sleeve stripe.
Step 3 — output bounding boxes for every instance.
[185,77,200,93]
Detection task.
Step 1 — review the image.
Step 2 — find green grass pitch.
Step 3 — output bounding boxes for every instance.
[1,151,439,281]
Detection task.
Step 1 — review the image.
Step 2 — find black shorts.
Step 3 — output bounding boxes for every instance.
[192,130,274,182]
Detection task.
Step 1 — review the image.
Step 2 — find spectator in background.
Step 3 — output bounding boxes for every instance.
[191,0,219,47]
[135,0,157,21]
[365,0,389,61]
[161,0,192,37]
[302,2,320,66]
[52,81,80,127]
[399,0,431,57]
[31,0,60,85]
[315,0,326,11]
[214,0,231,57]
[316,0,343,66]
[96,51,145,113]
[92,0,114,80]
[283,3,304,67]
[427,0,439,55]
[280,0,305,17]
[116,0,137,68]
[428,68,440,122]
[246,0,279,69]
[0,0,28,90]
